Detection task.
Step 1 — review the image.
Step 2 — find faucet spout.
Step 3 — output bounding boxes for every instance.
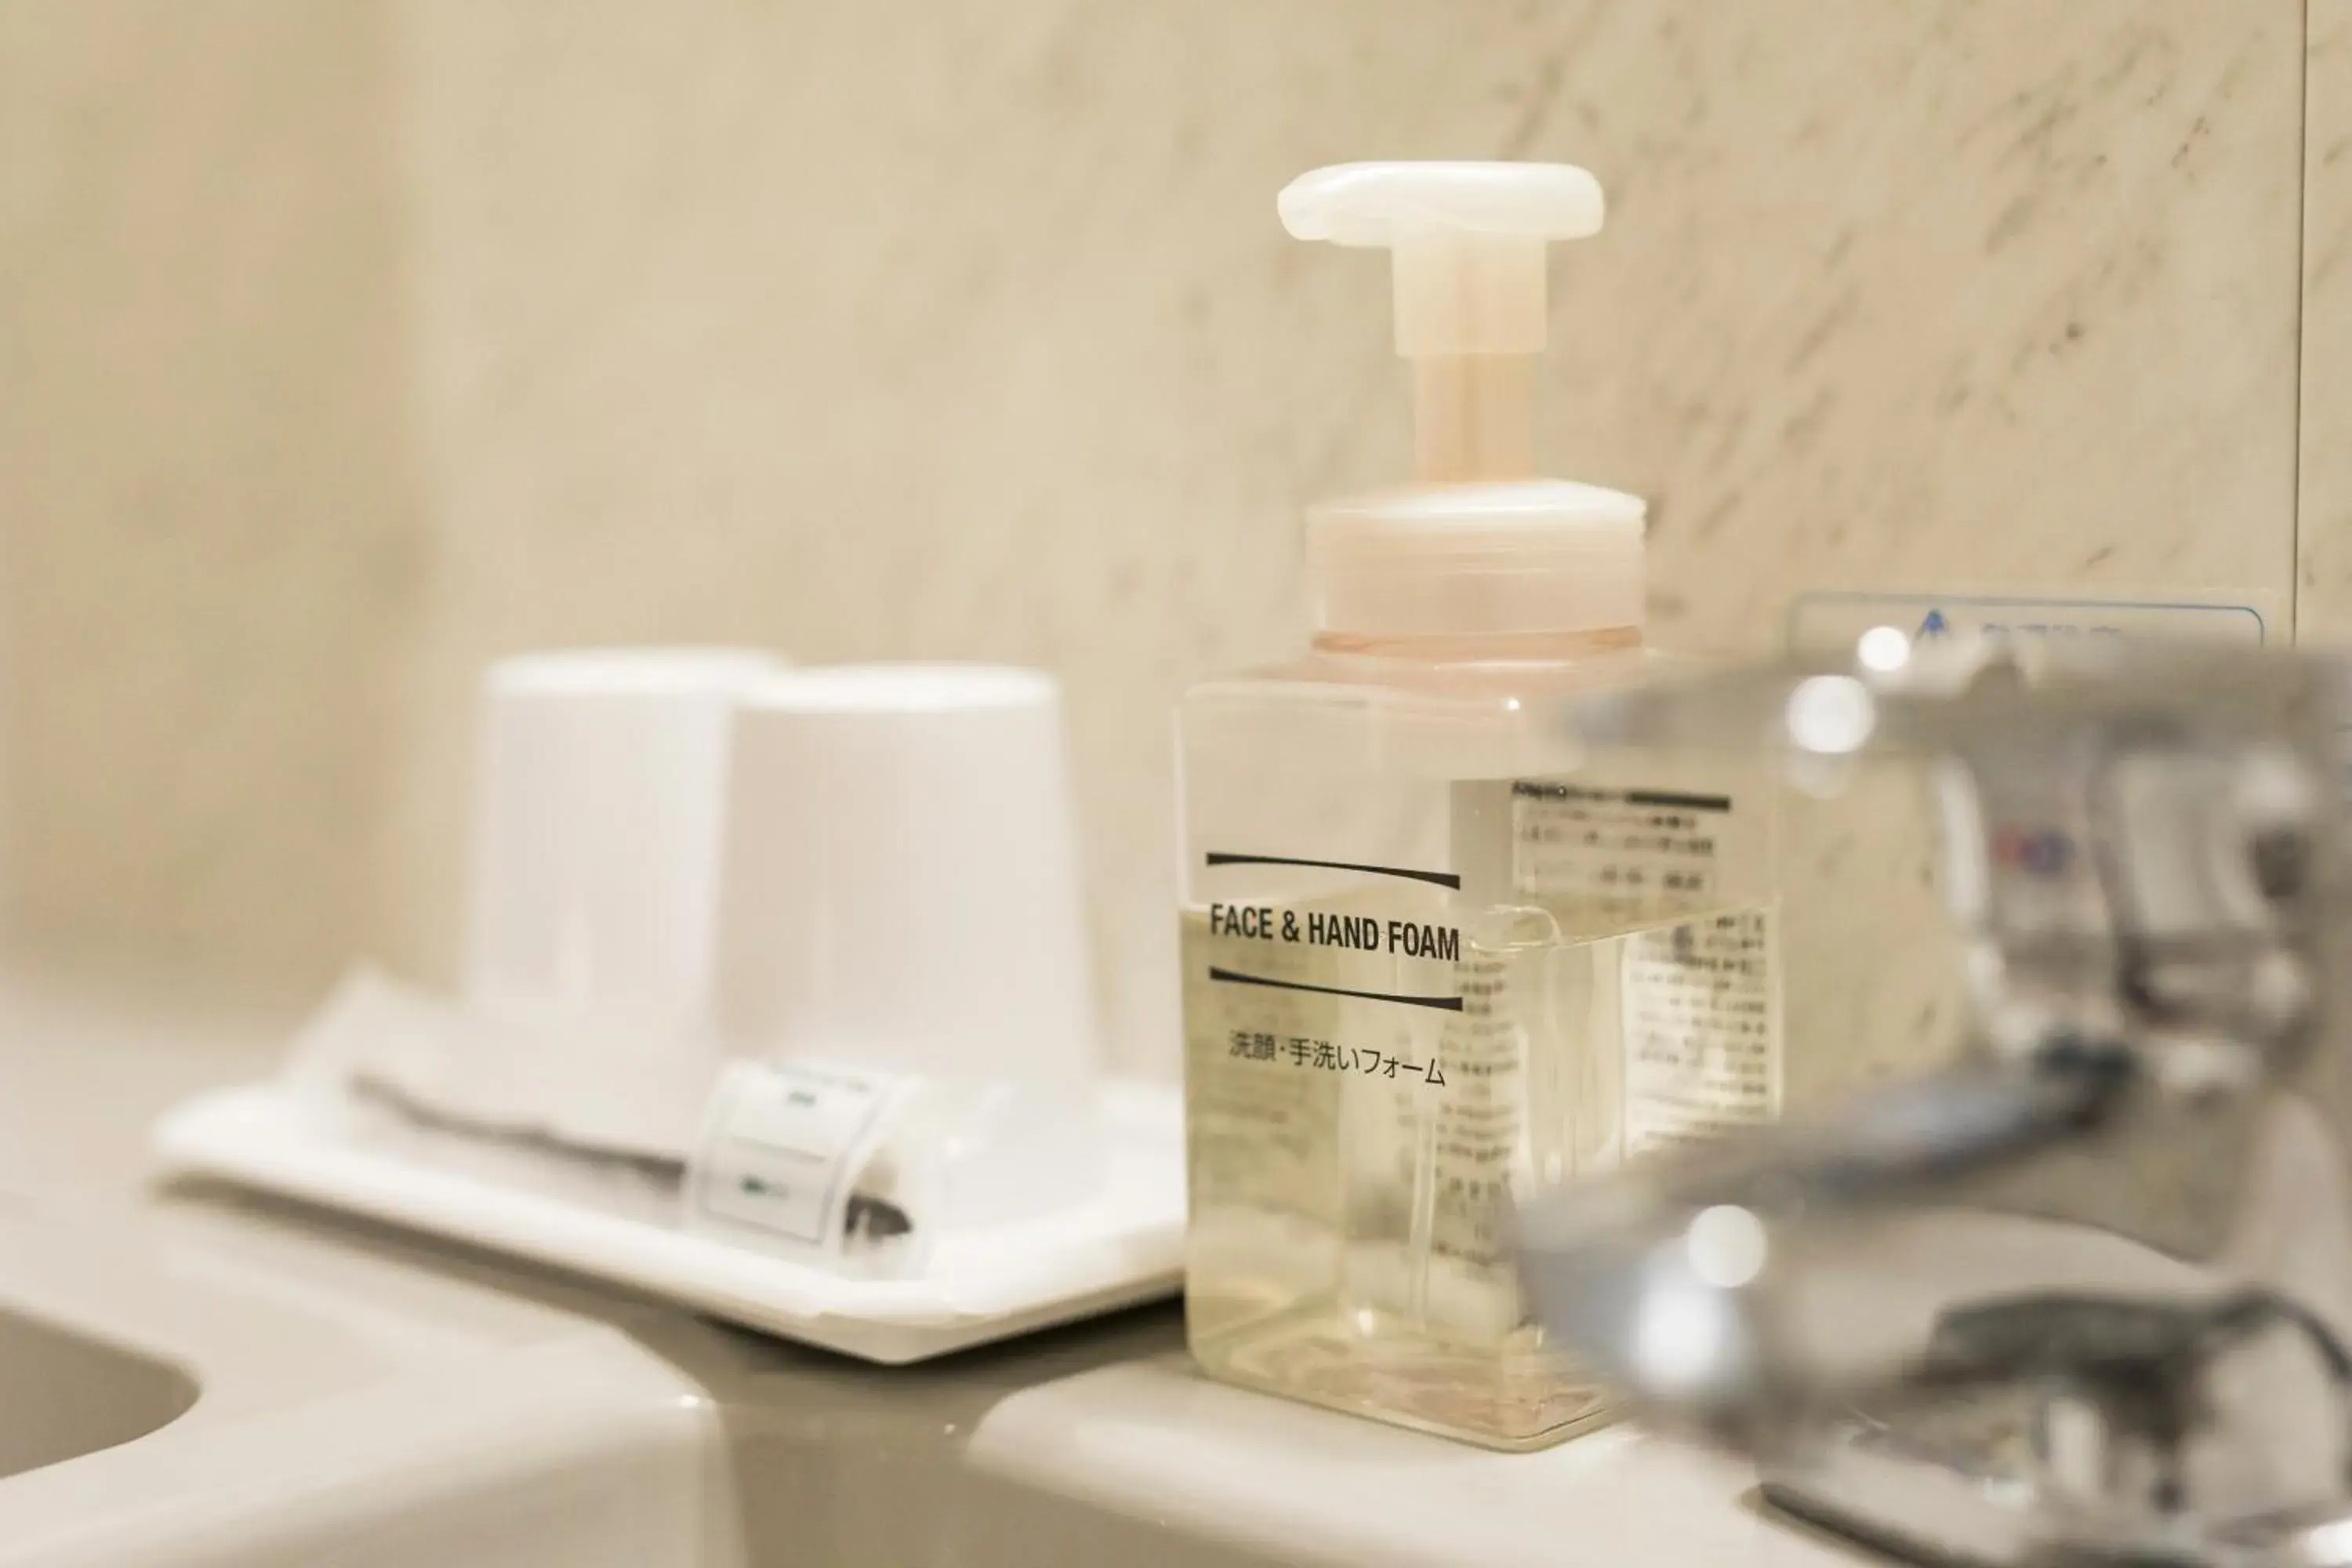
[1510,641,2352,1566]
[1512,1050,2143,1444]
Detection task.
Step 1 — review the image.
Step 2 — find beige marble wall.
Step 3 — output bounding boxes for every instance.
[0,0,423,982]
[0,1,2312,1073]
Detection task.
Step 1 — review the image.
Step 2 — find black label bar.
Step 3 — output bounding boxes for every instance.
[1512,781,1732,813]
[1207,967,1465,1013]
[1204,852,1460,891]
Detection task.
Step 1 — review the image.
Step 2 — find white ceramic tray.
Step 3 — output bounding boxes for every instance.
[153,1077,1186,1364]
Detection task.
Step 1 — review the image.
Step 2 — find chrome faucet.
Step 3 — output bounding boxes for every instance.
[1512,637,2352,1567]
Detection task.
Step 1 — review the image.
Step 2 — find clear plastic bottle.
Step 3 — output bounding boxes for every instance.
[1178,163,1783,1450]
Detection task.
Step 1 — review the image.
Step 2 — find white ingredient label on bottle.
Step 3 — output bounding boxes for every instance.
[689,1060,900,1250]
[1512,780,1729,912]
[1621,913,1779,1154]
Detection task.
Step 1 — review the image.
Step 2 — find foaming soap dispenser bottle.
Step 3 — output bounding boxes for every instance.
[1179,162,1783,1450]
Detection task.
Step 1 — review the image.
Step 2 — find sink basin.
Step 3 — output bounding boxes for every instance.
[0,1195,741,1568]
[0,1308,195,1481]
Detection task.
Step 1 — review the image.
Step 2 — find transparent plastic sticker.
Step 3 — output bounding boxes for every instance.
[1510,777,1783,1155]
[688,1059,922,1268]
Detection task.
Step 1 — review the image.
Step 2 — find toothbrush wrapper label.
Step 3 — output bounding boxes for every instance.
[689,1060,913,1259]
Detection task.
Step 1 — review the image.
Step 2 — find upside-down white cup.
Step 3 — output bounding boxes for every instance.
[713,664,1099,1087]
[459,647,783,1149]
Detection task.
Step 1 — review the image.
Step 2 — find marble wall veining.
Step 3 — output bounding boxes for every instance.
[0,1,2315,1074]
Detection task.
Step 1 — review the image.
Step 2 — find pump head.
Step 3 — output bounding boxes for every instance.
[1279,161,1602,360]
[1279,161,1644,641]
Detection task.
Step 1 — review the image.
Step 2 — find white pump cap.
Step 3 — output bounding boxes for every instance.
[1279,162,1646,640]
[1280,161,1602,358]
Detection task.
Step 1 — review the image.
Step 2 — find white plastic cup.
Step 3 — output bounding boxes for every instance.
[462,647,784,1052]
[713,664,1098,1085]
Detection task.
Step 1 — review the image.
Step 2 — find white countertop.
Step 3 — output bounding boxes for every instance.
[0,963,1869,1567]
[969,1357,1860,1568]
